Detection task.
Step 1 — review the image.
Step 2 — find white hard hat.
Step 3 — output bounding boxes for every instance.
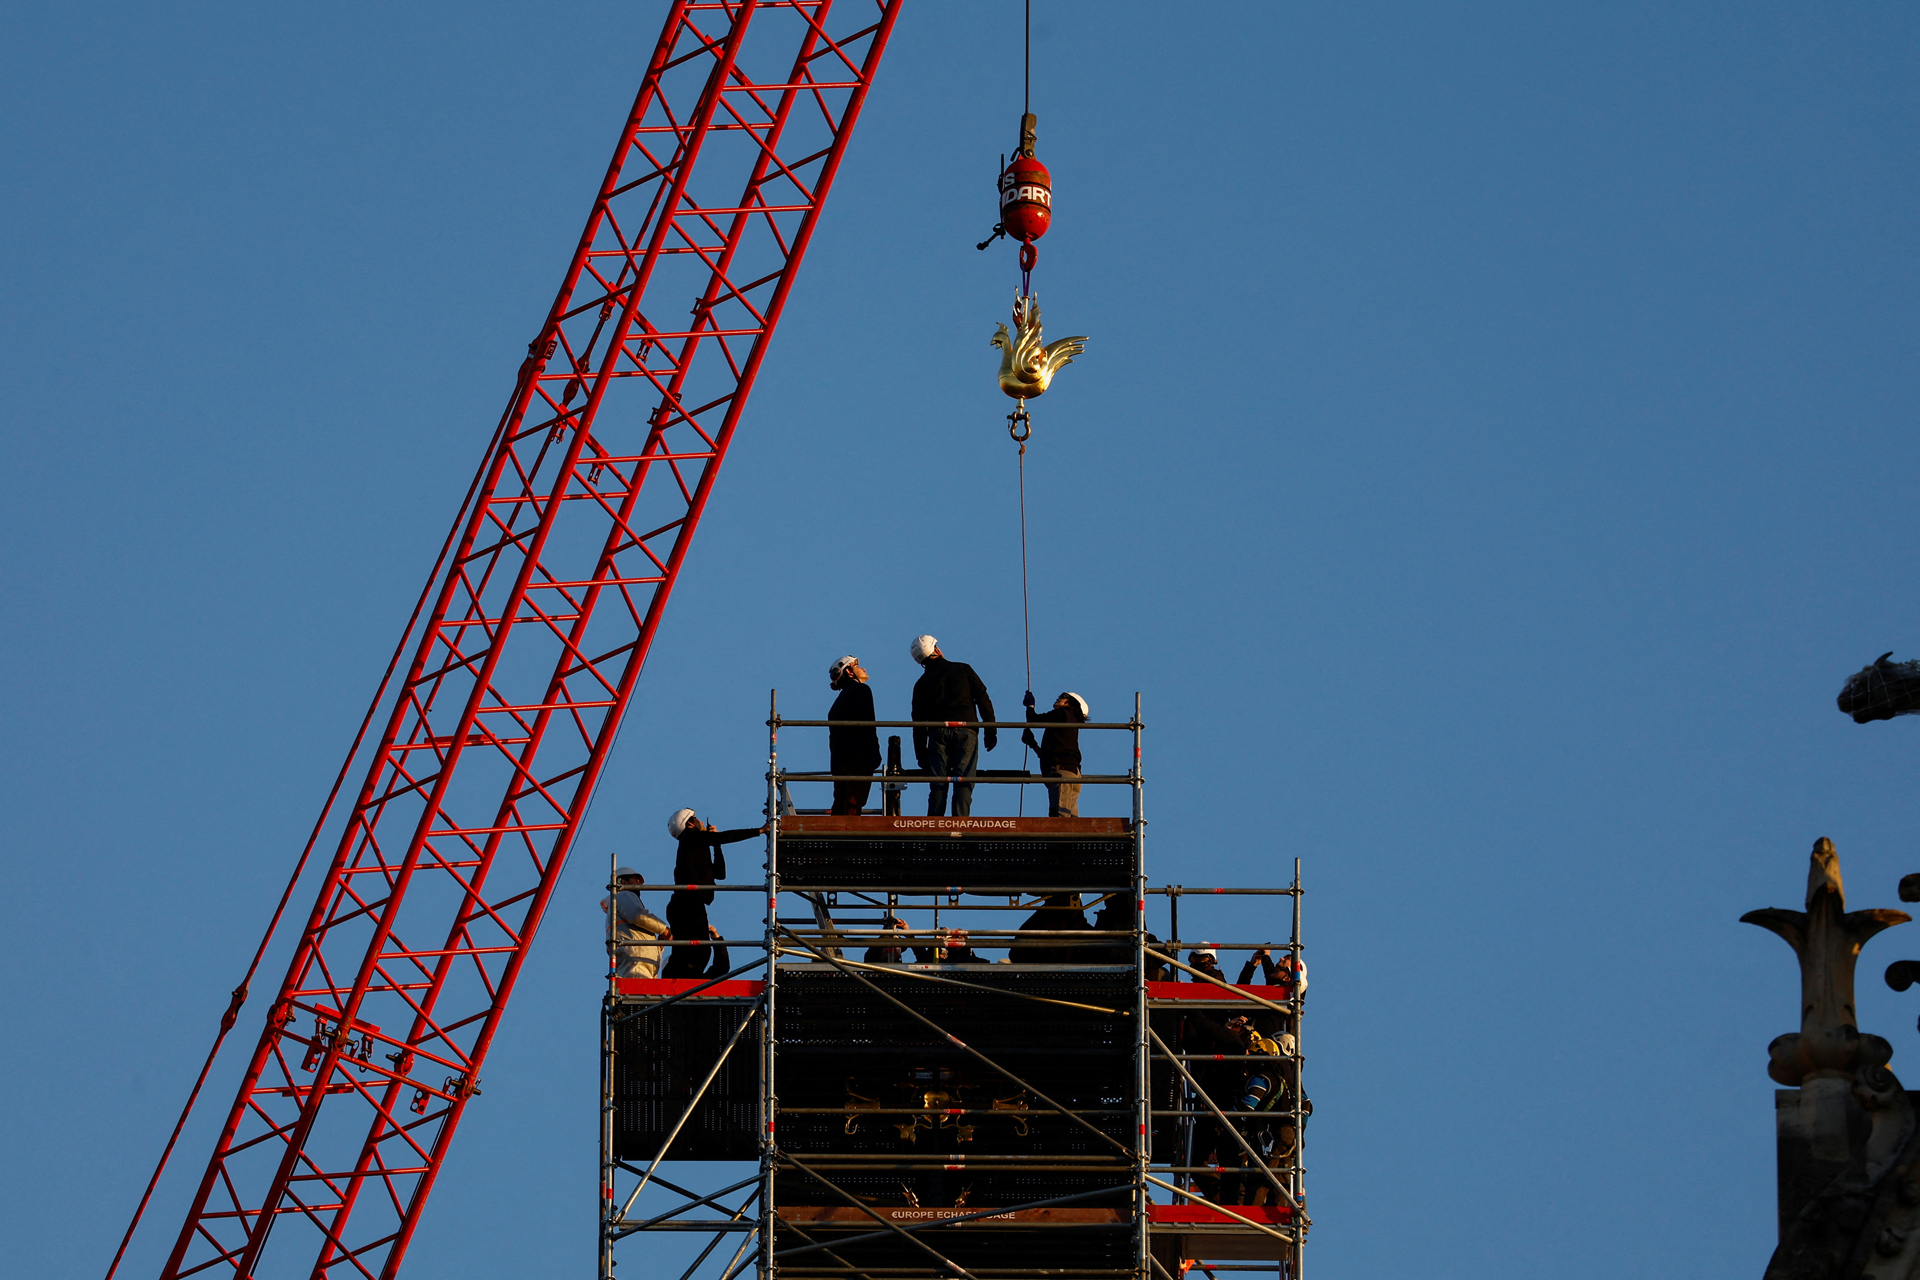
[614,866,643,881]
[1191,946,1218,961]
[910,635,939,663]
[667,808,696,839]
[829,655,860,679]
[1059,692,1088,718]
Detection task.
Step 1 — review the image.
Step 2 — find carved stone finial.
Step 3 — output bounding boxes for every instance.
[1744,837,1911,1085]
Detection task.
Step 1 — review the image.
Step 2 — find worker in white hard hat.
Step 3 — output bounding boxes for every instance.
[827,655,879,816]
[600,867,669,980]
[1020,690,1088,817]
[1187,946,1223,982]
[908,635,997,817]
[662,808,766,979]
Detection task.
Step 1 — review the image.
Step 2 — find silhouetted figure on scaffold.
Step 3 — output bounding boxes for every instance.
[601,867,668,979]
[827,655,880,815]
[1022,690,1087,817]
[909,634,996,816]
[661,807,764,979]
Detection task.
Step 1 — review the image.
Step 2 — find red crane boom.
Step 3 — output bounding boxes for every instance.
[156,3,902,1275]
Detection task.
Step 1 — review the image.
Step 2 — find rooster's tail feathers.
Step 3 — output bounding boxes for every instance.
[1042,335,1089,370]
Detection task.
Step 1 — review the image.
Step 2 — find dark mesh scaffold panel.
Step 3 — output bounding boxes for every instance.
[772,967,1137,1213]
[774,1207,1137,1278]
[776,833,1135,890]
[613,999,759,1161]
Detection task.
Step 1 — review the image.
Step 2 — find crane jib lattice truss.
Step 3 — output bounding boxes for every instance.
[158,4,905,1277]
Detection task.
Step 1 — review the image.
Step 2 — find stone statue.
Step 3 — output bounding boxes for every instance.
[1743,838,1908,1087]
[1746,838,1920,1279]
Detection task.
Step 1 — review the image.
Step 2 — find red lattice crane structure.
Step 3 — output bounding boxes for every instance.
[152,4,903,1275]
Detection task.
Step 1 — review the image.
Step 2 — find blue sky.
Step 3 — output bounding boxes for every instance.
[3,3,1919,1277]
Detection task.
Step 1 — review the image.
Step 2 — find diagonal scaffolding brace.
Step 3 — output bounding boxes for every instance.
[774,929,1137,1162]
[619,1008,761,1218]
[1145,1029,1298,1213]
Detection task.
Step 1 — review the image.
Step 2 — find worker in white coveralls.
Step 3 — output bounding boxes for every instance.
[601,866,669,979]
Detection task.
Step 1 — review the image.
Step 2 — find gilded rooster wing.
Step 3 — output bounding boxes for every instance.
[1038,334,1087,377]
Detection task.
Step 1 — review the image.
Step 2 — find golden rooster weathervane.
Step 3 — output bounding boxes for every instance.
[990,293,1086,440]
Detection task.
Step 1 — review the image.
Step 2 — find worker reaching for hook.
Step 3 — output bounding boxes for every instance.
[1021,690,1087,817]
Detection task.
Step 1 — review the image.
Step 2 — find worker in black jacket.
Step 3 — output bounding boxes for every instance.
[1008,893,1095,964]
[908,634,996,816]
[827,655,880,815]
[662,807,765,978]
[1020,690,1087,817]
[682,925,731,981]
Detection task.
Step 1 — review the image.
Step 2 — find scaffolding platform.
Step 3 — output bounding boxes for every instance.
[774,815,1135,891]
[1148,1205,1297,1267]
[600,698,1308,1280]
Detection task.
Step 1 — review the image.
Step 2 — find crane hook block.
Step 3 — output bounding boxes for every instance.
[998,114,1051,243]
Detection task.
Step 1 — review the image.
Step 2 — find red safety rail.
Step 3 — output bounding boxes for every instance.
[1147,1204,1295,1225]
[1144,982,1295,1002]
[614,977,768,998]
[159,3,903,1276]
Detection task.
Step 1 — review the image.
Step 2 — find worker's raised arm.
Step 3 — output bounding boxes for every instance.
[704,824,765,882]
[1238,948,1279,985]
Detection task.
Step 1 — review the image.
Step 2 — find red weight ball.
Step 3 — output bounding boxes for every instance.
[998,155,1052,241]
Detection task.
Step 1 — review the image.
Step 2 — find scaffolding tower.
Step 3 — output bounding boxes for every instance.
[600,696,1307,1280]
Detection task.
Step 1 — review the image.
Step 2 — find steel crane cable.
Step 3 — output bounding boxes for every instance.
[1014,0,1035,815]
[1022,0,1035,289]
[1015,430,1033,816]
[1018,436,1031,696]
[101,362,526,1280]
